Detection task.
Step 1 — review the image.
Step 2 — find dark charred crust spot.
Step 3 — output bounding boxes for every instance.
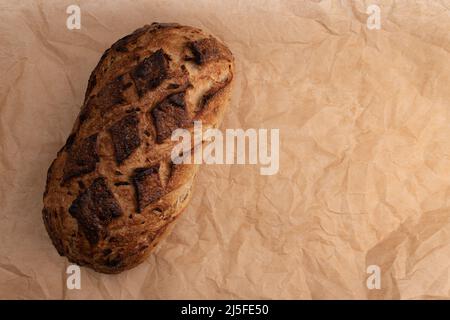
[106,255,123,268]
[109,113,141,164]
[167,83,180,89]
[126,107,141,113]
[132,165,164,212]
[163,53,172,61]
[151,22,180,29]
[151,92,190,143]
[144,130,151,137]
[131,49,169,97]
[42,208,65,256]
[63,134,99,182]
[79,106,89,124]
[115,170,123,176]
[68,177,122,245]
[99,76,127,106]
[187,38,226,65]
[167,92,185,107]
[64,133,77,150]
[114,181,130,186]
[85,75,129,117]
[115,45,129,53]
[102,248,112,256]
[78,180,85,189]
[108,236,117,243]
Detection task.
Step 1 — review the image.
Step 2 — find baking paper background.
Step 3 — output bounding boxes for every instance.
[1,0,450,299]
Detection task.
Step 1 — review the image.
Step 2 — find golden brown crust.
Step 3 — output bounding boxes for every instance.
[42,23,234,273]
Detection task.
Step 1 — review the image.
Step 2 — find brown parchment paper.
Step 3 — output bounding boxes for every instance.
[1,0,450,299]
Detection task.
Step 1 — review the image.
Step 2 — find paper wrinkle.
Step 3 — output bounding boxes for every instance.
[1,0,450,299]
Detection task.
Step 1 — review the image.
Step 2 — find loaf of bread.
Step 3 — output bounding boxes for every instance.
[42,23,234,273]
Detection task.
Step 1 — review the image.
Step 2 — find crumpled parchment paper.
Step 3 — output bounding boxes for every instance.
[1,0,450,299]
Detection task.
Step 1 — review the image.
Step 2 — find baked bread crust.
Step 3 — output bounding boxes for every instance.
[42,23,234,273]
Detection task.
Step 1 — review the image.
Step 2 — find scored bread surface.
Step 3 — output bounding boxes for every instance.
[42,23,234,273]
